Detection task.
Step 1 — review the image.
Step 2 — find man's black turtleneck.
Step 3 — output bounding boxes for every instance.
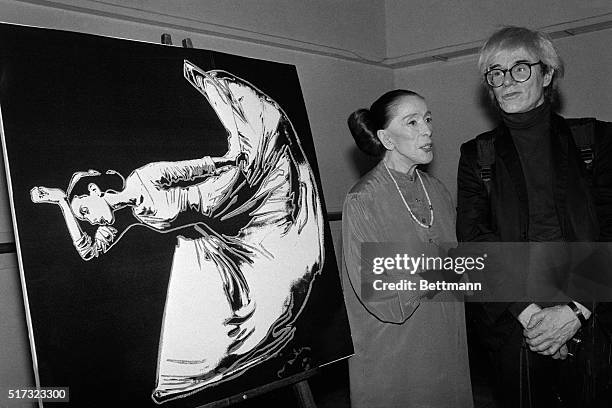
[501,101,563,241]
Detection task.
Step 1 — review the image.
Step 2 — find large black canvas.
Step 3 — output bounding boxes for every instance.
[0,23,352,407]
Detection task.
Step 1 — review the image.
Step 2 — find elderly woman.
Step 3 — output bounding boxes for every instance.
[343,90,473,408]
[457,26,612,407]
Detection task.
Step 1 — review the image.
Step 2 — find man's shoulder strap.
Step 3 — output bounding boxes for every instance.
[476,133,495,193]
[474,118,600,186]
[566,117,597,172]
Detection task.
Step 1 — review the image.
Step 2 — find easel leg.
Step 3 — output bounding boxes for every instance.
[293,380,317,408]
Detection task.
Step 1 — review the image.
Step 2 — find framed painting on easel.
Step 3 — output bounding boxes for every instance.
[0,22,352,407]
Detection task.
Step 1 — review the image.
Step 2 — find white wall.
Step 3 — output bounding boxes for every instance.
[555,30,612,119]
[394,29,612,200]
[0,254,33,406]
[385,0,612,59]
[89,0,388,60]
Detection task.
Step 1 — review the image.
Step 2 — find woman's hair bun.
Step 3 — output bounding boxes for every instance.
[347,108,385,157]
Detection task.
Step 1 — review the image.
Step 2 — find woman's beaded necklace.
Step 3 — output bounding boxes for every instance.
[383,161,434,229]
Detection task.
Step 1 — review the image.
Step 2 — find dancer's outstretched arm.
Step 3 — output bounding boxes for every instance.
[30,186,116,260]
[143,153,247,188]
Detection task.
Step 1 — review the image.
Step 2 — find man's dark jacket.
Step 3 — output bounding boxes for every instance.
[456,113,612,349]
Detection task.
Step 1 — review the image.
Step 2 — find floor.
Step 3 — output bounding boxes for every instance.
[232,304,500,408]
[233,336,500,408]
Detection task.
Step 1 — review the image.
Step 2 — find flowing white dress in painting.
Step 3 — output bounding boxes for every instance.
[151,62,325,403]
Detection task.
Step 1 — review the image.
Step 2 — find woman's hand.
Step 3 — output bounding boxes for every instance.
[30,186,66,204]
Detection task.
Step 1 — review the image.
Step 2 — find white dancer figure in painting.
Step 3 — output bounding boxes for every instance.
[30,60,325,404]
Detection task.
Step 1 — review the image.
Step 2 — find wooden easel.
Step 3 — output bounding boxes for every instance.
[292,379,317,407]
[160,33,318,408]
[196,369,319,408]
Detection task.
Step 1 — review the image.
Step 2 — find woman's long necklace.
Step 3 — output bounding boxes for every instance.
[383,161,434,229]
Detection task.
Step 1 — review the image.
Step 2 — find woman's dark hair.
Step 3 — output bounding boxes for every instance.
[67,169,125,201]
[347,89,422,157]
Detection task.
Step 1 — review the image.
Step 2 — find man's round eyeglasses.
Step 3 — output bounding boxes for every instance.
[484,61,544,88]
